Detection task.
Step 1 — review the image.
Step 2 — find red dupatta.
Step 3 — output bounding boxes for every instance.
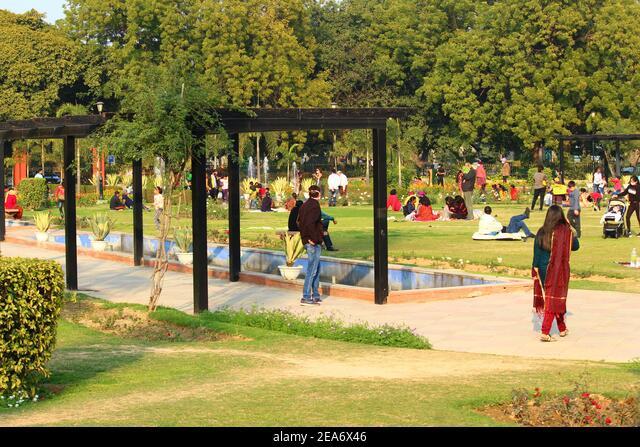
[532,223,573,315]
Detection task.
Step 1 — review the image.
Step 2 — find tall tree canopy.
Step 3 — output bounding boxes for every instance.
[0,9,82,119]
[421,0,640,153]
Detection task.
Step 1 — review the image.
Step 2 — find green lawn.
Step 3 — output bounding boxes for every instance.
[0,297,638,426]
[23,199,640,293]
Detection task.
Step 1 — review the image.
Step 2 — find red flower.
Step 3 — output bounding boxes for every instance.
[563,396,570,405]
[581,392,590,398]
[605,417,612,425]
[595,404,602,410]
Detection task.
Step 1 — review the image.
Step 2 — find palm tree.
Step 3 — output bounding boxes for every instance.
[276,142,301,182]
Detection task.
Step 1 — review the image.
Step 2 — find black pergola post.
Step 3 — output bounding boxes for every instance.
[63,135,78,290]
[615,139,621,177]
[372,127,388,305]
[228,134,241,282]
[559,140,565,184]
[0,140,7,241]
[132,158,143,266]
[191,140,208,313]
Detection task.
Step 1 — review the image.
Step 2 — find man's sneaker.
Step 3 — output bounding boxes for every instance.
[300,299,318,306]
[326,247,339,251]
[313,299,322,305]
[559,329,569,337]
[524,207,531,219]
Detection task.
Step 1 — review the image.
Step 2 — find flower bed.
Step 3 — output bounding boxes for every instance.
[482,385,640,426]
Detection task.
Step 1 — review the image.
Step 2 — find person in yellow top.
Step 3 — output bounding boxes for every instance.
[551,178,567,205]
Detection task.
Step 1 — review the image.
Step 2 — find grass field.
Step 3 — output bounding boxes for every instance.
[23,199,640,294]
[1,296,638,426]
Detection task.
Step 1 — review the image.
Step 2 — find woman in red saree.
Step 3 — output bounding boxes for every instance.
[532,205,580,342]
[4,188,23,219]
[415,196,440,221]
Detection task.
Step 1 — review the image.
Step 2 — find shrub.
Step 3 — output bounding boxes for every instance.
[0,258,65,397]
[207,202,228,219]
[204,307,431,349]
[17,178,48,210]
[77,193,98,207]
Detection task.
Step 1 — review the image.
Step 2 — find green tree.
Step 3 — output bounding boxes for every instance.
[422,0,640,158]
[100,64,221,310]
[0,9,82,119]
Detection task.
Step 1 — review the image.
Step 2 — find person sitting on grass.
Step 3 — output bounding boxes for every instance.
[403,195,417,221]
[321,210,338,251]
[109,190,126,211]
[387,189,402,212]
[4,188,23,219]
[450,195,468,220]
[121,191,134,209]
[478,206,535,240]
[491,183,501,201]
[415,196,440,221]
[260,191,274,212]
[440,196,454,221]
[510,184,519,201]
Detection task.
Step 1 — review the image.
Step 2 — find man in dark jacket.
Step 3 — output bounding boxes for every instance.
[461,162,476,220]
[296,185,324,306]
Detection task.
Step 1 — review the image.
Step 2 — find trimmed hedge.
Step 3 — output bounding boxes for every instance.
[0,258,64,397]
[17,178,49,210]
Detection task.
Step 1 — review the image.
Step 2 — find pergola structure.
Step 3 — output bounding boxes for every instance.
[555,133,640,183]
[0,108,414,310]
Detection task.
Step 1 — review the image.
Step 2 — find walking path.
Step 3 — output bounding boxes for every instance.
[2,240,639,363]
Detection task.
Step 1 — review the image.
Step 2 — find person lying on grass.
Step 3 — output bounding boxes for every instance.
[478,206,535,240]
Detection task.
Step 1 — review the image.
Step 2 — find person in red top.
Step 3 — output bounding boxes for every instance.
[54,182,65,218]
[414,196,440,221]
[386,189,402,212]
[475,160,487,197]
[611,176,623,195]
[4,188,23,219]
[510,184,519,201]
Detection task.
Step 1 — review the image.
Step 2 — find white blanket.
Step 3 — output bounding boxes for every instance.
[472,232,524,241]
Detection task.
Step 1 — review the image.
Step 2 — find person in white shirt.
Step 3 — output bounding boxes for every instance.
[327,168,341,207]
[338,170,348,203]
[153,186,164,230]
[478,206,534,239]
[593,167,605,196]
[34,169,44,179]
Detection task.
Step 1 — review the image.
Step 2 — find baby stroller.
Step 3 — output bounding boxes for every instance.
[602,198,627,239]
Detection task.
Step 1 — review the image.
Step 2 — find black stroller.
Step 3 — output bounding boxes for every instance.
[602,198,626,239]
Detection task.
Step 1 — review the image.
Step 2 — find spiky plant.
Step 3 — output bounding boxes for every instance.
[300,177,314,194]
[242,177,258,194]
[89,213,115,241]
[173,227,193,253]
[34,211,52,232]
[120,171,133,188]
[270,177,291,203]
[106,174,121,186]
[281,232,305,267]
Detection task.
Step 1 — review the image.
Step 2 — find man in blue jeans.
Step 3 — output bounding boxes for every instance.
[478,206,534,240]
[296,185,325,306]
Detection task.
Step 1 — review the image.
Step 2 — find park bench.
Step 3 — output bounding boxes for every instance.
[4,208,21,219]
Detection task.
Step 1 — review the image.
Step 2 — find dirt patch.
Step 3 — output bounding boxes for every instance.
[61,300,244,343]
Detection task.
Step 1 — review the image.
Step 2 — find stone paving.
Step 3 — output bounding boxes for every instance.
[2,240,639,363]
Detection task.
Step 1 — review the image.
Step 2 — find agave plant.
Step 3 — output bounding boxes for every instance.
[281,232,305,267]
[270,177,291,202]
[88,173,100,186]
[89,213,115,241]
[300,177,314,194]
[242,177,258,195]
[34,211,52,232]
[105,173,121,186]
[173,227,193,253]
[120,171,133,188]
[142,175,152,190]
[154,176,164,188]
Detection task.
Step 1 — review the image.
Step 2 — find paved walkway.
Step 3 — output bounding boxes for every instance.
[2,240,639,363]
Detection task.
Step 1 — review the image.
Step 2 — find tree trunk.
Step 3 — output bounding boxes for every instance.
[148,171,175,311]
[366,146,370,185]
[41,141,45,173]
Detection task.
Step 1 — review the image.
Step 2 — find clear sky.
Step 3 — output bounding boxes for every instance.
[1,0,66,23]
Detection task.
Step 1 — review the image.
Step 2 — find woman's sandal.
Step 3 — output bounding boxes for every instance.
[540,334,557,342]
